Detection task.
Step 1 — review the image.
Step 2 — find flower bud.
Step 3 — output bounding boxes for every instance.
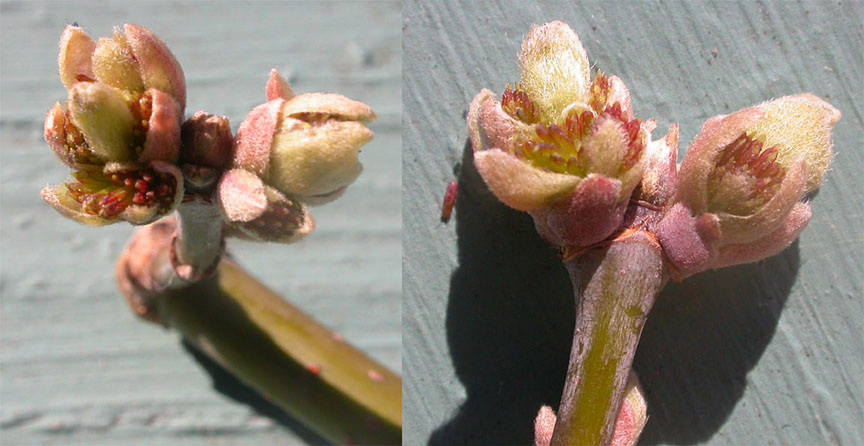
[231,70,376,205]
[635,124,678,207]
[217,169,314,243]
[468,22,652,247]
[60,24,186,108]
[265,68,295,101]
[518,21,591,122]
[180,111,233,168]
[658,94,840,279]
[41,161,183,226]
[43,24,186,227]
[67,81,138,162]
[58,25,96,90]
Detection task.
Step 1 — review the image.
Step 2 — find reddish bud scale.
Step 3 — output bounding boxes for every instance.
[75,74,96,83]
[709,133,787,201]
[441,180,458,223]
[501,84,541,124]
[66,167,177,219]
[241,197,305,240]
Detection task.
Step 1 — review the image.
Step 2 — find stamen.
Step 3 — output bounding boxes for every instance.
[66,167,177,219]
[241,196,305,241]
[708,132,787,205]
[589,72,612,113]
[501,84,541,124]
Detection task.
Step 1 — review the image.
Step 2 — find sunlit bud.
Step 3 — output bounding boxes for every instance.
[41,161,183,226]
[58,25,96,90]
[676,95,838,245]
[217,168,314,243]
[60,24,186,108]
[468,22,652,248]
[659,95,839,278]
[232,71,376,205]
[518,21,591,123]
[265,68,295,101]
[180,111,233,168]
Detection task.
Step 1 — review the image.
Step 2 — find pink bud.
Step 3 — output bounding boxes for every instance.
[41,161,183,226]
[654,203,721,280]
[232,99,284,176]
[232,73,376,204]
[180,111,234,168]
[217,169,315,244]
[675,95,839,246]
[59,24,186,109]
[123,24,186,109]
[139,89,182,164]
[265,69,295,101]
[58,25,96,90]
[531,174,627,248]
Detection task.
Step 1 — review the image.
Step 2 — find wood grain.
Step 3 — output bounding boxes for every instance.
[403,1,863,445]
[0,1,401,444]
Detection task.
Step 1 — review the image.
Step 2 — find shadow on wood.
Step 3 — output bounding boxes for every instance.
[430,141,798,444]
[634,242,799,445]
[429,141,575,445]
[182,340,328,445]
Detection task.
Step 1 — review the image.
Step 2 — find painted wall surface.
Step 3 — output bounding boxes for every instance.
[403,1,862,445]
[1,1,401,444]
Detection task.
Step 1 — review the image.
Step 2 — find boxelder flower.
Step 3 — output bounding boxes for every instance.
[468,21,653,247]
[217,70,376,242]
[656,94,840,279]
[41,24,186,226]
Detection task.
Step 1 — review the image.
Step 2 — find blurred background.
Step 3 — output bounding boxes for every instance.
[403,1,862,445]
[1,1,400,444]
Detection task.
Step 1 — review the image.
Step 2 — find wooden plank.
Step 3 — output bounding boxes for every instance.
[0,1,401,444]
[403,1,863,445]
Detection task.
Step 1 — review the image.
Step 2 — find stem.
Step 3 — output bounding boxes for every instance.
[550,230,666,446]
[157,259,402,445]
[171,195,224,284]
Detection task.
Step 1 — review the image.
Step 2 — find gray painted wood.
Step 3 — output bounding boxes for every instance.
[0,1,401,444]
[403,1,862,445]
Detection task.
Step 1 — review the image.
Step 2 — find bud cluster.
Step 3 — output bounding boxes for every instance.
[468,21,840,278]
[40,24,376,246]
[215,69,376,243]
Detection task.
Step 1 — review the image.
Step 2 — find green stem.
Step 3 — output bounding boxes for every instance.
[156,259,402,445]
[172,199,223,281]
[550,231,666,446]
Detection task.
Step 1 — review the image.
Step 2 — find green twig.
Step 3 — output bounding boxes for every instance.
[551,231,666,445]
[155,259,401,445]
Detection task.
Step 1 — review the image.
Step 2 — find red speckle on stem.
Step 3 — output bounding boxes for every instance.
[367,369,384,383]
